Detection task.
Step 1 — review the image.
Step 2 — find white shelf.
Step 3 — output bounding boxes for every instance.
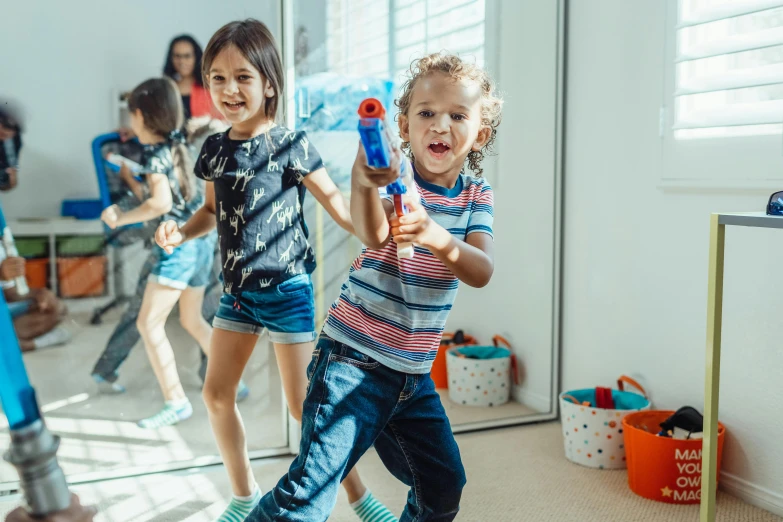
[7,217,113,302]
[8,218,104,236]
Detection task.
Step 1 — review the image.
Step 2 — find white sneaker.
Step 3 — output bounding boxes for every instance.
[32,327,71,349]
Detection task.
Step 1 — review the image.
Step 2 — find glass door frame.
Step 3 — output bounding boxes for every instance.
[277,0,566,436]
[0,1,566,497]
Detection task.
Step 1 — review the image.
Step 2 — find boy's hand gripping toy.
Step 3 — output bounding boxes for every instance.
[357,98,419,259]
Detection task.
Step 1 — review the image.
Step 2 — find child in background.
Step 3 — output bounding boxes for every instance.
[101,78,218,429]
[0,254,69,351]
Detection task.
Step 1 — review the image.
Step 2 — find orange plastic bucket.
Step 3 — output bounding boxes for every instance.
[431,348,450,389]
[57,256,106,297]
[25,258,49,289]
[623,410,725,504]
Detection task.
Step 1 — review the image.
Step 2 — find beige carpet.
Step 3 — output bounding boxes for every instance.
[0,311,540,486]
[1,422,779,521]
[0,312,287,485]
[437,389,537,426]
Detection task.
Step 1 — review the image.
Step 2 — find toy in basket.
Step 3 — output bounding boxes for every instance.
[446,336,518,407]
[560,376,650,469]
[623,409,726,504]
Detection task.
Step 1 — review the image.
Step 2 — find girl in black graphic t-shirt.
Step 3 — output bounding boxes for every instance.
[155,19,394,522]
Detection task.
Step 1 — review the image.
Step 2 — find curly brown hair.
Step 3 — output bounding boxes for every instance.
[395,53,503,177]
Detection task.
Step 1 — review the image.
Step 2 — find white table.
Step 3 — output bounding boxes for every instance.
[701,212,783,521]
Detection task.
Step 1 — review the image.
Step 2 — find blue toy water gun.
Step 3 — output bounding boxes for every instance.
[0,291,71,515]
[104,152,145,182]
[357,98,419,259]
[0,205,29,296]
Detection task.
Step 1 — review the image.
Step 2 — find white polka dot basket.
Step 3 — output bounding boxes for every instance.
[446,336,519,407]
[560,376,650,470]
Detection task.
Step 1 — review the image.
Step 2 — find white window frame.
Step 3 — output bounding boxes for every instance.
[661,0,783,190]
[325,0,488,87]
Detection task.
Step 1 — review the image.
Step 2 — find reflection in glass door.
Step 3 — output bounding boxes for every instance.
[286,0,488,323]
[283,0,561,432]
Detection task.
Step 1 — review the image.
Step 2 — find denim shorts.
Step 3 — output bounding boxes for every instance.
[149,232,217,290]
[213,273,316,344]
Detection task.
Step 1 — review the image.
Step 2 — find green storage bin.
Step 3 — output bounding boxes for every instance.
[14,237,49,258]
[56,235,105,256]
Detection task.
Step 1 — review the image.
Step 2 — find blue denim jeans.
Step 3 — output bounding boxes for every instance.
[247,334,466,522]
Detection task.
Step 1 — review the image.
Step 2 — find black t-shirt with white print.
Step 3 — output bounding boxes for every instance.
[141,142,204,226]
[194,126,323,295]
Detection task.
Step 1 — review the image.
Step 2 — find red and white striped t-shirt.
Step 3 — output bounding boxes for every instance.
[323,172,494,374]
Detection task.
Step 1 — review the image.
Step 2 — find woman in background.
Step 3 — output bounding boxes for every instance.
[120,34,224,144]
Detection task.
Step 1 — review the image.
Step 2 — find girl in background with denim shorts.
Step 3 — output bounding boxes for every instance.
[100,78,219,429]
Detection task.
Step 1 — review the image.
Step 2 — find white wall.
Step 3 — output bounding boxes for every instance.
[446,0,561,413]
[564,0,783,513]
[0,0,279,218]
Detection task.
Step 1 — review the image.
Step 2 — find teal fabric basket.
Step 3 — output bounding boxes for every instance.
[559,376,650,469]
[446,337,517,407]
[563,388,649,411]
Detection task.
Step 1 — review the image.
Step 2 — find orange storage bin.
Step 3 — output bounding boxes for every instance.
[433,331,477,389]
[25,258,49,289]
[623,410,726,504]
[57,256,106,297]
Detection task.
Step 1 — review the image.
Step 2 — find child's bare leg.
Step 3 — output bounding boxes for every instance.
[177,285,212,355]
[14,310,62,340]
[137,283,186,402]
[203,328,261,522]
[203,329,257,495]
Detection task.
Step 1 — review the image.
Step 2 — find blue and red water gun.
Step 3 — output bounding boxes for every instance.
[357,98,419,259]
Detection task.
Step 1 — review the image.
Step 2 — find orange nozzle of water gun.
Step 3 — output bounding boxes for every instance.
[358,98,386,119]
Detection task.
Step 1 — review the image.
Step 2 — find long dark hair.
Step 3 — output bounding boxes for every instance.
[128,78,195,201]
[163,35,204,87]
[202,19,283,121]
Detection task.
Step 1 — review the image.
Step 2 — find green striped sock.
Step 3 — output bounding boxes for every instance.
[351,491,398,522]
[137,400,192,429]
[217,487,261,522]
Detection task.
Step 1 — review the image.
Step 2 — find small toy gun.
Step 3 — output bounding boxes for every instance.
[0,291,71,516]
[105,153,144,179]
[0,205,29,296]
[357,98,418,259]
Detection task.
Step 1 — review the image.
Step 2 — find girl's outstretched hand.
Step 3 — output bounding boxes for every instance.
[155,220,184,254]
[100,205,122,229]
